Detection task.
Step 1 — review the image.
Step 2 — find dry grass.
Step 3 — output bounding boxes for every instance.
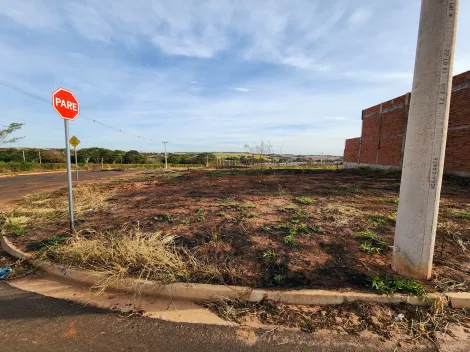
[5,185,113,224]
[204,298,470,347]
[72,185,112,215]
[320,202,365,227]
[43,224,247,290]
[46,226,188,286]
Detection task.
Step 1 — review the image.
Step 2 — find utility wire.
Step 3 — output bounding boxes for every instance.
[0,79,154,143]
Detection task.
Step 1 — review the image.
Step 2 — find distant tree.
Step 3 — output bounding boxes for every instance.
[0,123,24,146]
[0,148,22,162]
[179,154,194,164]
[124,150,145,164]
[112,150,126,164]
[167,154,182,164]
[195,153,216,165]
[38,149,65,163]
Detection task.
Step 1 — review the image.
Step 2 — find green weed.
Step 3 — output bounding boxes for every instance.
[280,205,297,212]
[293,209,309,219]
[310,224,325,234]
[298,223,309,234]
[262,249,276,260]
[261,226,272,232]
[219,211,226,217]
[371,275,425,296]
[289,225,298,236]
[360,241,382,255]
[273,274,286,285]
[274,223,290,230]
[295,197,314,205]
[153,214,174,223]
[368,216,388,230]
[354,231,387,254]
[197,215,206,222]
[195,208,205,215]
[40,235,68,248]
[3,223,27,236]
[181,218,190,225]
[450,211,470,219]
[284,234,297,247]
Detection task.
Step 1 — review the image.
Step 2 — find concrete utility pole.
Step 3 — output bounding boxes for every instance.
[38,149,42,164]
[162,141,169,169]
[393,0,459,279]
[22,150,25,162]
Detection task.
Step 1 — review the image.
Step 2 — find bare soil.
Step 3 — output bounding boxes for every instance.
[4,168,470,293]
[203,298,470,351]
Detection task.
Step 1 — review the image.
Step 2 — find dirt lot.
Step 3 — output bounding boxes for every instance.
[2,168,469,294]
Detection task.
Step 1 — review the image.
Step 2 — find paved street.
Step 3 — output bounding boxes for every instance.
[0,170,141,208]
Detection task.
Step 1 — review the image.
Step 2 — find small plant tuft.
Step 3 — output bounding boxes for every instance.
[262,249,276,260]
[284,234,297,247]
[368,215,388,230]
[310,224,325,234]
[371,275,425,296]
[295,197,314,205]
[354,231,387,254]
[273,274,286,285]
[450,211,470,219]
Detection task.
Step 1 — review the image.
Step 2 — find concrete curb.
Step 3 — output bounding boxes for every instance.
[2,235,469,308]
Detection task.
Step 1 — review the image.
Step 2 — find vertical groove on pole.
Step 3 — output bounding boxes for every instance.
[64,120,74,232]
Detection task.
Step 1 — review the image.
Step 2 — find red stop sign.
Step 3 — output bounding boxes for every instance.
[52,88,79,120]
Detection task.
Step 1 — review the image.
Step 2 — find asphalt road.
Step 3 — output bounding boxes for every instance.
[0,282,417,352]
[0,170,141,208]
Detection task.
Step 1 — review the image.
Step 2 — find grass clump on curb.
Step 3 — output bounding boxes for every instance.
[47,227,188,285]
[370,275,425,296]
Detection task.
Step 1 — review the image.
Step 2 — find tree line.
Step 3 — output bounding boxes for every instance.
[0,147,218,165]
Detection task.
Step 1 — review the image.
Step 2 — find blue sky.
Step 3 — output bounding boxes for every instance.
[1,1,470,155]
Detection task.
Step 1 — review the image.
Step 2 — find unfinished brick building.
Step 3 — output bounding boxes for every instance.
[343,70,470,176]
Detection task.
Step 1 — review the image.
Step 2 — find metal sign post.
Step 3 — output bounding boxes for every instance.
[64,120,74,231]
[69,136,81,186]
[52,87,80,233]
[75,147,79,186]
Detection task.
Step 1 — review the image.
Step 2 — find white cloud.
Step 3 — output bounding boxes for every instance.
[231,87,251,92]
[348,8,373,26]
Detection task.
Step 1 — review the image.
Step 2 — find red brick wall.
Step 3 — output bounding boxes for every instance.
[361,115,380,140]
[344,138,360,163]
[448,82,470,129]
[359,139,379,164]
[445,70,470,172]
[452,70,470,86]
[445,129,470,172]
[377,137,403,166]
[344,70,470,173]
